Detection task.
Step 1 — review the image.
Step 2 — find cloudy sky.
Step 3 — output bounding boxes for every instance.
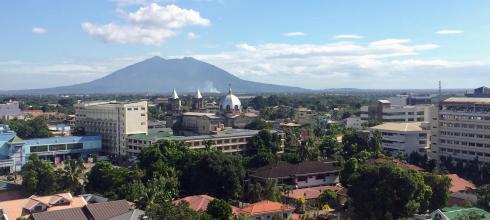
[2,0,490,90]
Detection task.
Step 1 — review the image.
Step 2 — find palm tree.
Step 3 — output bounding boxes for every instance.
[62,158,86,194]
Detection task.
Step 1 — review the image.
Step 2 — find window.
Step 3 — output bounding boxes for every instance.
[31,145,48,152]
[67,143,83,150]
[49,144,66,151]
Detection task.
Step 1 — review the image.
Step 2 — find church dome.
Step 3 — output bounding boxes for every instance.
[219,87,241,112]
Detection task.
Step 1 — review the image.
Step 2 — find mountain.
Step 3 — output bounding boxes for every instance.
[9,56,308,94]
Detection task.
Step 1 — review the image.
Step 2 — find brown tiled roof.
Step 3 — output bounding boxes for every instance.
[283,186,342,200]
[31,207,88,220]
[238,200,294,216]
[447,174,477,193]
[173,195,239,214]
[250,161,341,179]
[86,200,131,220]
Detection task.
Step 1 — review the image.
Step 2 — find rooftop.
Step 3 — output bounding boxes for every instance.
[440,206,490,220]
[443,97,490,105]
[173,195,239,214]
[85,200,132,220]
[371,122,425,132]
[250,160,341,179]
[283,185,343,200]
[238,200,294,216]
[22,135,101,146]
[446,174,476,193]
[31,207,88,220]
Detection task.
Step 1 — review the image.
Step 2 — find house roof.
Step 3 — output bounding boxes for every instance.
[107,209,146,220]
[250,160,341,179]
[85,200,132,220]
[371,122,424,132]
[31,207,88,220]
[447,174,476,193]
[238,200,294,216]
[173,195,239,214]
[283,186,343,200]
[0,192,86,220]
[440,206,490,220]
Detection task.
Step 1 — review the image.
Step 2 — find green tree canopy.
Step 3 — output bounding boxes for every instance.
[20,154,58,196]
[8,117,51,139]
[206,199,233,220]
[85,161,131,199]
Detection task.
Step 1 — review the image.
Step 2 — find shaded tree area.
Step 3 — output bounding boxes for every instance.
[347,163,450,220]
[20,155,87,196]
[244,130,282,168]
[439,156,490,185]
[7,117,51,139]
[244,119,272,130]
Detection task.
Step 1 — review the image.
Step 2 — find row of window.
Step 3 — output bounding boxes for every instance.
[440,148,490,157]
[127,107,146,111]
[440,139,490,148]
[30,143,84,152]
[440,131,490,139]
[440,114,490,121]
[440,122,490,130]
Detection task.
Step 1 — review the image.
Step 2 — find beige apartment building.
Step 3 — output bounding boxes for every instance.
[432,97,490,164]
[75,101,148,155]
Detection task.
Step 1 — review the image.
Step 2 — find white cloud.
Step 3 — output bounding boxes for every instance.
[189,38,490,89]
[283,32,307,37]
[82,3,210,45]
[32,27,48,34]
[435,29,463,35]
[333,34,363,39]
[187,32,199,39]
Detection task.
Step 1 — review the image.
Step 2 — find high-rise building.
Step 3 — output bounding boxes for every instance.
[432,97,490,164]
[74,101,148,155]
[360,100,433,123]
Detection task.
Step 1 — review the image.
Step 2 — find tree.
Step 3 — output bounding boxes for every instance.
[453,211,485,220]
[246,130,282,168]
[423,174,451,211]
[348,163,431,220]
[339,157,358,186]
[318,190,337,209]
[181,151,245,200]
[59,158,86,194]
[318,135,341,158]
[20,154,58,196]
[7,117,51,139]
[146,201,212,220]
[245,119,271,130]
[206,199,233,220]
[297,138,320,162]
[369,130,383,152]
[342,130,369,159]
[477,184,490,211]
[85,161,130,199]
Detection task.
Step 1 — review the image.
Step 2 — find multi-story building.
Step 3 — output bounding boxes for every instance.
[361,100,433,123]
[126,128,283,157]
[0,125,101,172]
[465,86,490,98]
[432,97,490,164]
[74,101,148,155]
[370,122,431,155]
[0,100,21,120]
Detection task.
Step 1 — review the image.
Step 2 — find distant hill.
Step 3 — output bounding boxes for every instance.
[8,56,308,94]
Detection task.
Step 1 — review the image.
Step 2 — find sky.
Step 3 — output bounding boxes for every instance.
[2,0,490,90]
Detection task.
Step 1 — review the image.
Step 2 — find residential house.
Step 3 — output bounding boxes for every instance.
[238,200,295,220]
[446,174,477,206]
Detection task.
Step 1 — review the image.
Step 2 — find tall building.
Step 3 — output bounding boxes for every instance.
[432,97,490,164]
[0,100,21,120]
[360,100,433,123]
[74,101,148,155]
[370,122,431,155]
[466,86,490,98]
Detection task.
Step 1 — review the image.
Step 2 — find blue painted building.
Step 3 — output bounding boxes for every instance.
[0,125,101,172]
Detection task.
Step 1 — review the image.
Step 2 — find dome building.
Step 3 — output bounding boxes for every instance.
[219,88,241,115]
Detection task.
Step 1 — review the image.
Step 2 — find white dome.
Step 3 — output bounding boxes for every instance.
[219,88,241,112]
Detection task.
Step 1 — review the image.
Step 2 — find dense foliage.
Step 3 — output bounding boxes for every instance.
[7,117,51,139]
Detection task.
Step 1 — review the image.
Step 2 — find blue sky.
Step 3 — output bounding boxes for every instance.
[2,0,490,90]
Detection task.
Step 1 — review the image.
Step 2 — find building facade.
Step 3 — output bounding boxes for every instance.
[126,128,283,157]
[0,125,101,172]
[361,100,433,123]
[0,100,21,120]
[432,97,490,165]
[370,122,431,155]
[74,101,148,155]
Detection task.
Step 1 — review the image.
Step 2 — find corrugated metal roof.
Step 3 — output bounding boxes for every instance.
[86,200,131,220]
[23,135,100,145]
[31,207,88,220]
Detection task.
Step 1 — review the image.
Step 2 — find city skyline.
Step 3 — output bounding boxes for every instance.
[2,0,490,90]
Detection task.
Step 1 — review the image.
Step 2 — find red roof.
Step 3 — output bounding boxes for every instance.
[173,195,239,214]
[238,200,295,216]
[283,186,342,200]
[447,174,476,193]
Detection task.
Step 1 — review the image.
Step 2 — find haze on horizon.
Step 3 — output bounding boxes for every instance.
[2,0,490,90]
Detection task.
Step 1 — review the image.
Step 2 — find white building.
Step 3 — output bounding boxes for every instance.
[342,115,363,129]
[0,100,21,120]
[361,100,433,123]
[370,122,431,155]
[432,97,490,164]
[75,101,148,155]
